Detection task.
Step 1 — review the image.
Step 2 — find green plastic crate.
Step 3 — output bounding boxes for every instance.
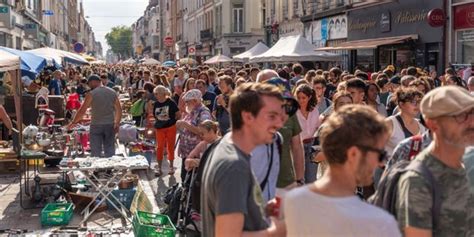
[41,203,74,226]
[133,211,176,237]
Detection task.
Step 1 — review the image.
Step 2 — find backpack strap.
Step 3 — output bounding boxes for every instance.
[408,135,423,161]
[405,160,441,229]
[260,143,274,191]
[395,115,414,138]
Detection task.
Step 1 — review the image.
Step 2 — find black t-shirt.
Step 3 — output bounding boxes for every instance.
[153,98,179,129]
[202,91,216,113]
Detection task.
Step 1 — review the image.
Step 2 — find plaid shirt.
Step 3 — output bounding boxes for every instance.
[385,131,432,170]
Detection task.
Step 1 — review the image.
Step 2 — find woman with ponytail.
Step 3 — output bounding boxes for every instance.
[294,84,321,183]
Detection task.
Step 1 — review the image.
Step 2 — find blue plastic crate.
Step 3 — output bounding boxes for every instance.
[106,188,136,210]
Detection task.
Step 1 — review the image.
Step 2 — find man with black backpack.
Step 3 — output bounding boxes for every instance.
[372,86,474,237]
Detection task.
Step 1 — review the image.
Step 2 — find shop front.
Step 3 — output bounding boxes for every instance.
[318,0,445,73]
[454,2,474,64]
[304,14,349,69]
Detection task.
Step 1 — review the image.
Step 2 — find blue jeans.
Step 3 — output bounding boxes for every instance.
[90,124,116,157]
[304,142,318,183]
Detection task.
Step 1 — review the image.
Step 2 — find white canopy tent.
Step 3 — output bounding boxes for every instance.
[0,50,21,72]
[27,47,89,65]
[233,42,269,62]
[141,58,161,65]
[204,54,232,64]
[249,35,341,63]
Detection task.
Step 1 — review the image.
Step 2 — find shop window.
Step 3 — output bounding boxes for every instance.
[456,30,474,64]
[356,49,374,72]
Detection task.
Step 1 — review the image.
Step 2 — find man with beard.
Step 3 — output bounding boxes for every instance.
[284,105,401,237]
[395,86,474,237]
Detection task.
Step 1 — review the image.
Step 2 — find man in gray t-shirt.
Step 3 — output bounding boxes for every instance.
[201,82,286,237]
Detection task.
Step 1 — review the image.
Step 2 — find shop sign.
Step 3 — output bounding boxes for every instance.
[380,11,391,32]
[0,7,9,14]
[395,10,427,24]
[349,18,377,33]
[163,36,173,47]
[305,14,347,46]
[454,3,474,30]
[188,46,196,55]
[427,8,445,27]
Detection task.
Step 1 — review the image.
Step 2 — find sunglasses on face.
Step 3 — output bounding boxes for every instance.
[356,145,387,163]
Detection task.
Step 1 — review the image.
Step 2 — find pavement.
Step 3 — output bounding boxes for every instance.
[0,150,182,236]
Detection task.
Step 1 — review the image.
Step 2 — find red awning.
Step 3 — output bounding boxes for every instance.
[315,34,419,50]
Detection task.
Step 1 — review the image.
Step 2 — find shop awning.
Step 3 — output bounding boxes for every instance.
[314,34,419,51]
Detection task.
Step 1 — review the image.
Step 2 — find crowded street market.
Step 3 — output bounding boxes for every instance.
[0,0,473,236]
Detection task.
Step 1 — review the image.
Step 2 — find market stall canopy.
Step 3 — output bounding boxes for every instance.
[204,54,232,64]
[233,42,269,62]
[179,57,197,65]
[121,58,137,64]
[250,35,341,63]
[27,47,89,65]
[0,50,20,72]
[0,47,48,77]
[81,54,96,62]
[314,34,418,51]
[162,61,177,67]
[141,58,161,65]
[90,60,106,65]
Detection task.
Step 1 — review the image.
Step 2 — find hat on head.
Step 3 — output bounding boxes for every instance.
[183,89,202,101]
[87,74,100,83]
[264,77,299,116]
[386,65,395,72]
[389,76,401,85]
[420,86,474,119]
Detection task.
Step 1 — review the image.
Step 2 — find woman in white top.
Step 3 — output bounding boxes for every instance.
[385,87,426,156]
[294,84,320,183]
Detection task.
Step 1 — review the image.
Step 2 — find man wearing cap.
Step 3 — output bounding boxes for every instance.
[176,89,211,181]
[67,74,122,157]
[395,86,474,237]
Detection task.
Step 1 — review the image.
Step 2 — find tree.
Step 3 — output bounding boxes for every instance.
[105,26,133,59]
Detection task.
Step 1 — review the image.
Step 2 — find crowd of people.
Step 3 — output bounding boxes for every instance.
[21,61,474,236]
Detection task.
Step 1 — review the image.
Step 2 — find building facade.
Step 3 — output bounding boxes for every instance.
[0,0,100,55]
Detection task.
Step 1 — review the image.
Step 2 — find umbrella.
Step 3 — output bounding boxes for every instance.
[81,54,96,62]
[0,50,20,72]
[162,61,177,67]
[179,57,197,65]
[141,58,161,65]
[204,54,232,64]
[0,47,48,78]
[27,47,89,65]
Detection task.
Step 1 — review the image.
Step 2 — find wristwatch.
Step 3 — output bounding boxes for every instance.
[296,179,305,186]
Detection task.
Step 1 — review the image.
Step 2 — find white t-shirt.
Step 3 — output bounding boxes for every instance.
[284,186,401,237]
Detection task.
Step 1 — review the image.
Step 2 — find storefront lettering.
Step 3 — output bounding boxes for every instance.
[349,19,376,33]
[395,10,427,24]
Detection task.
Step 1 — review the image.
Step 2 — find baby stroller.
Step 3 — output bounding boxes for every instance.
[163,169,201,236]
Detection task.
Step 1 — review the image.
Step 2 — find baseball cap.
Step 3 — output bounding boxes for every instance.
[87,74,100,83]
[389,76,401,85]
[264,77,299,116]
[183,89,202,101]
[420,86,474,119]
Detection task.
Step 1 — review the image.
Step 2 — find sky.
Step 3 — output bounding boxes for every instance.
[82,0,148,57]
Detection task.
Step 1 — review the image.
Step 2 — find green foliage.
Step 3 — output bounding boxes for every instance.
[105,26,133,59]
